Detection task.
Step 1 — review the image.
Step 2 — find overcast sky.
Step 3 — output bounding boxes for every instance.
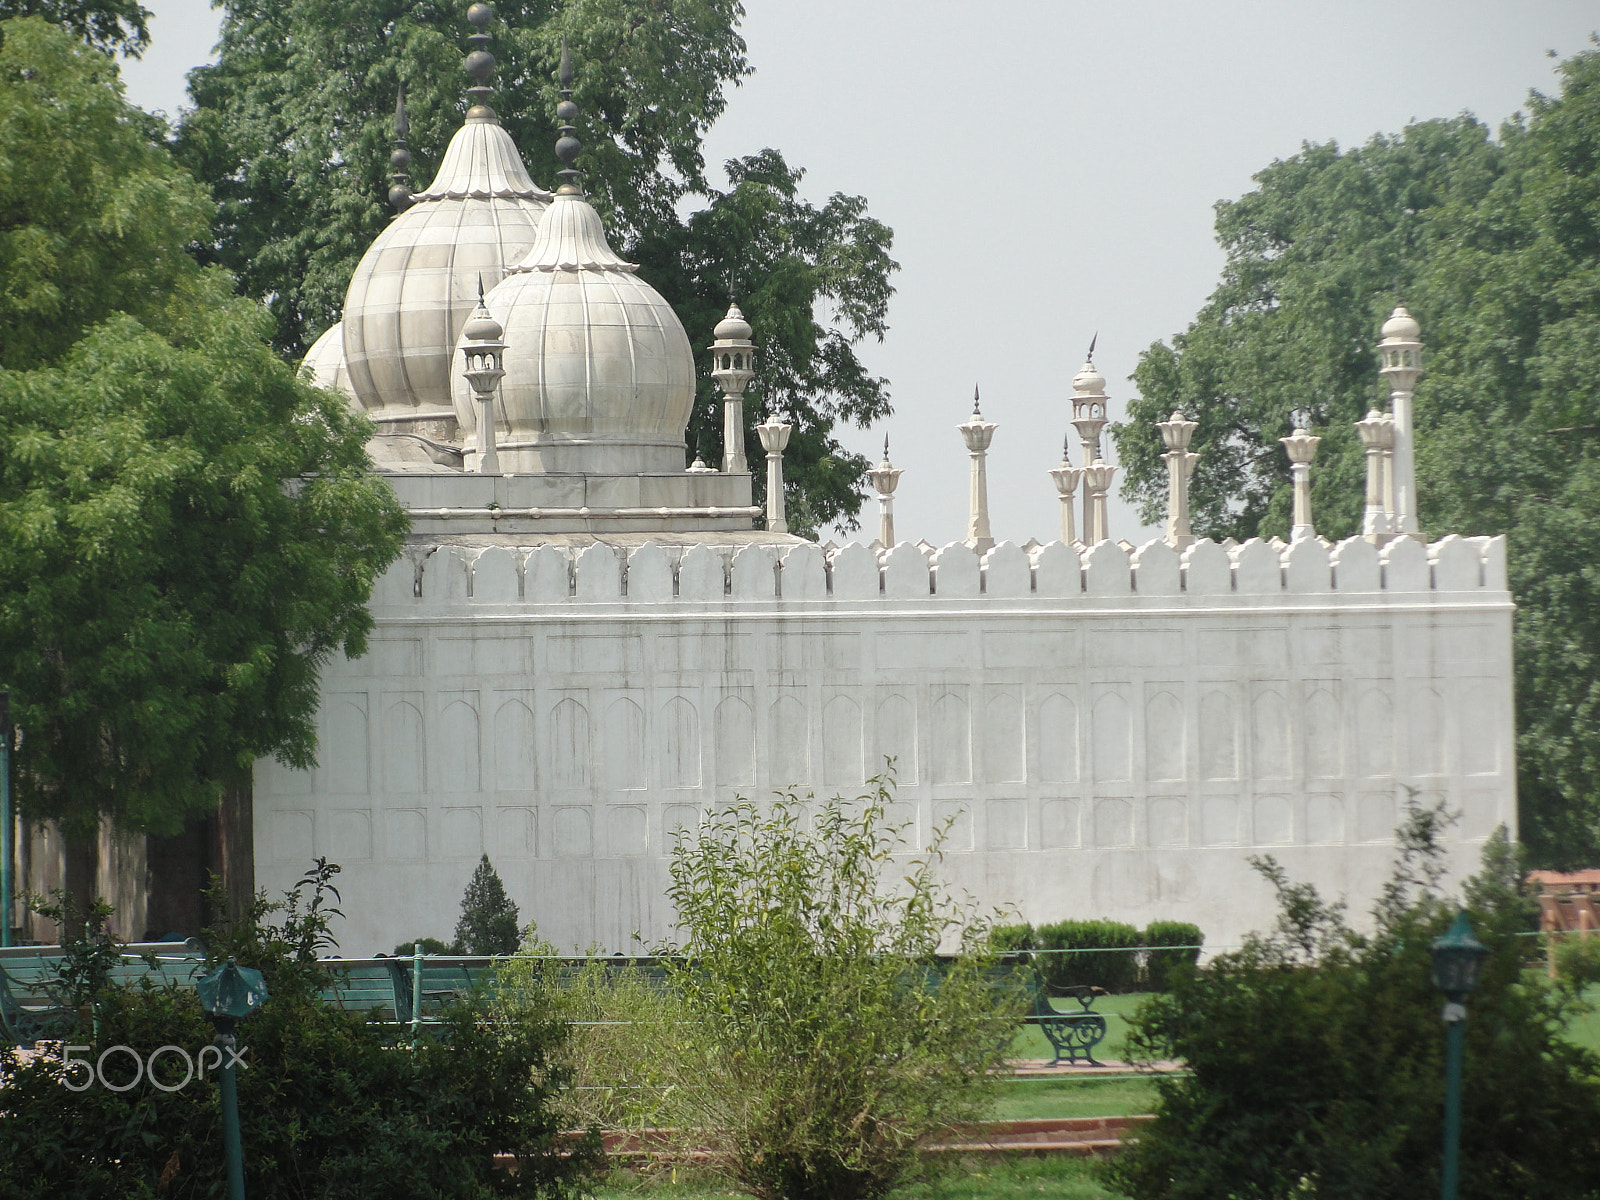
[118,1,1598,546]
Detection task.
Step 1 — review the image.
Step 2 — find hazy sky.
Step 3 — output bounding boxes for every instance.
[117,1,1598,546]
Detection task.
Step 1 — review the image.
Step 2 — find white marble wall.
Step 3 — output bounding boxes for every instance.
[255,534,1515,954]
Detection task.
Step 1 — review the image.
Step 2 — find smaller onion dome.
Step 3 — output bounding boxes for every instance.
[452,47,694,475]
[1071,360,1106,398]
[714,305,753,342]
[302,323,354,402]
[1381,305,1422,342]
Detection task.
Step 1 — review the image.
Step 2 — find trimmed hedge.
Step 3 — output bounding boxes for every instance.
[991,919,1205,993]
[1142,920,1204,992]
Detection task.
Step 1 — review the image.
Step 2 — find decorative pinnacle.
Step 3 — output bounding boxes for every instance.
[884,434,890,460]
[972,383,982,417]
[464,3,497,115]
[554,36,583,192]
[1061,433,1072,463]
[387,84,413,212]
[1087,331,1097,363]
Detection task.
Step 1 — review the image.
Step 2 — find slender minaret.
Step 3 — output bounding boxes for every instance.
[958,386,997,552]
[1156,411,1199,548]
[1279,425,1321,541]
[867,435,903,547]
[1047,435,1082,545]
[1355,408,1395,541]
[1069,345,1110,540]
[710,304,754,474]
[387,85,413,212]
[756,410,792,533]
[1378,306,1423,537]
[460,279,506,473]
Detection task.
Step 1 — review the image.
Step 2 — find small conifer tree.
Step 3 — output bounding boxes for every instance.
[452,854,521,955]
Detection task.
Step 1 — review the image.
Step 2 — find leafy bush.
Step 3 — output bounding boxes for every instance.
[659,775,1024,1200]
[1109,817,1600,1200]
[1555,933,1600,998]
[989,922,1036,952]
[392,936,454,957]
[0,860,601,1199]
[1141,921,1203,993]
[454,854,521,955]
[499,954,685,1132]
[1035,919,1143,993]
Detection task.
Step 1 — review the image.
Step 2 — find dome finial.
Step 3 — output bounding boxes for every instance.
[387,84,413,212]
[464,3,498,118]
[1086,330,1097,364]
[554,35,583,193]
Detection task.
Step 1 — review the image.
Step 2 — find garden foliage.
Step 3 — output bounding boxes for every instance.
[1108,814,1600,1200]
[991,919,1203,993]
[0,860,600,1199]
[657,775,1024,1200]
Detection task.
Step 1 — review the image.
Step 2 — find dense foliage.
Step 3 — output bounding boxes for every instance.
[659,778,1022,1200]
[454,853,522,955]
[175,0,897,534]
[1110,43,1600,865]
[0,862,601,1199]
[1108,816,1600,1200]
[991,919,1203,993]
[0,0,149,56]
[0,19,407,835]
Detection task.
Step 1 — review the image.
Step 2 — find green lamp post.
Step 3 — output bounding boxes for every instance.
[199,958,269,1200]
[1429,911,1490,1200]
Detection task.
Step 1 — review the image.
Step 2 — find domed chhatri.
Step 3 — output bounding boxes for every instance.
[341,3,552,457]
[453,45,694,474]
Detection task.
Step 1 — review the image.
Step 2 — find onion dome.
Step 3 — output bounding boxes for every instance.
[340,4,552,448]
[1071,359,1106,398]
[1381,305,1421,342]
[452,45,693,474]
[301,323,353,401]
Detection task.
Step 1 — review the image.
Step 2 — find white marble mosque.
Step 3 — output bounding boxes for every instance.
[272,15,1516,954]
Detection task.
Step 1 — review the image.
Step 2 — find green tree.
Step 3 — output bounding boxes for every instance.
[453,854,521,955]
[0,18,408,836]
[1111,43,1600,865]
[0,0,150,56]
[1108,816,1600,1200]
[659,776,1023,1200]
[175,0,896,534]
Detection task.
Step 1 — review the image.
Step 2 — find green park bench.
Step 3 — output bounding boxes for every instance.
[1026,979,1110,1067]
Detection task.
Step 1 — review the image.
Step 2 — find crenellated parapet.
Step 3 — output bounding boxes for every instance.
[374,533,1509,606]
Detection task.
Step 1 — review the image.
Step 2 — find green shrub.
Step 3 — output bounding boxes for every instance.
[392,936,454,957]
[1141,921,1203,992]
[1555,933,1600,998]
[1035,918,1143,993]
[659,774,1024,1200]
[990,922,1036,952]
[1109,819,1600,1200]
[0,860,601,1199]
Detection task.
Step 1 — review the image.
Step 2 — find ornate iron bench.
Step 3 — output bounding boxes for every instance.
[1026,980,1109,1067]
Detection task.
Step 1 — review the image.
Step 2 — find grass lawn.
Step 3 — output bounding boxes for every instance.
[594,1157,1127,1199]
[1561,982,1600,1054]
[990,1075,1159,1122]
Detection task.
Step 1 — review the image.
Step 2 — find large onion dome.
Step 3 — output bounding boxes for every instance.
[452,186,694,475]
[341,109,551,447]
